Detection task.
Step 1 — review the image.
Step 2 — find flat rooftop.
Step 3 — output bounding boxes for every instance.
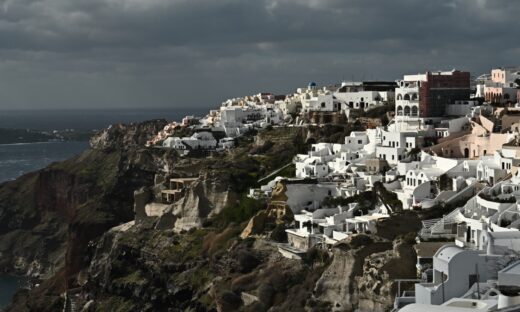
[414,242,450,258]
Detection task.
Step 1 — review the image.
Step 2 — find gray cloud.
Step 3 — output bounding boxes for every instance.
[0,0,518,109]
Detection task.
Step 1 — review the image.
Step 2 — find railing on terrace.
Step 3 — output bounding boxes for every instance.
[478,192,517,204]
[423,208,464,237]
[491,206,520,227]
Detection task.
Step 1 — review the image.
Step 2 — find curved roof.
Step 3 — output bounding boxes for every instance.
[435,245,464,262]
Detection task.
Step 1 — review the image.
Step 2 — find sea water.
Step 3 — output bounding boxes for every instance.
[0,108,208,308]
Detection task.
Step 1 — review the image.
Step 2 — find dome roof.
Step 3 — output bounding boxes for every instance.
[308,81,317,87]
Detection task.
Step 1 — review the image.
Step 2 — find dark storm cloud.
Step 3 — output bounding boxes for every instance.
[0,0,518,109]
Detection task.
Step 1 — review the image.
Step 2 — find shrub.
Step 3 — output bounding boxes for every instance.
[303,248,329,266]
[270,224,288,243]
[402,232,418,245]
[211,196,265,229]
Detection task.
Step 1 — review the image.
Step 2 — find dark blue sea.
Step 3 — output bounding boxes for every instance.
[0,275,25,310]
[0,108,208,309]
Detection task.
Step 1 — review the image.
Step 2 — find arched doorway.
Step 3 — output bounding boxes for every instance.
[464,148,469,158]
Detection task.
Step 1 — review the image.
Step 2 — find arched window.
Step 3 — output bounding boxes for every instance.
[397,106,403,115]
[411,93,418,101]
[404,94,411,101]
[404,106,411,116]
[411,106,418,116]
[397,94,403,100]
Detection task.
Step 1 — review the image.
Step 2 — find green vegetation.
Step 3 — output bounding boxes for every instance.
[211,196,265,229]
[373,181,403,212]
[363,104,395,119]
[407,147,422,160]
[400,232,418,245]
[98,296,139,312]
[478,192,516,203]
[270,223,288,242]
[113,270,147,286]
[303,248,330,267]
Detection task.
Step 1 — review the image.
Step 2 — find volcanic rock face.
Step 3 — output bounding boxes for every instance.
[314,235,417,312]
[0,120,168,290]
[171,173,237,232]
[90,119,169,151]
[2,120,422,312]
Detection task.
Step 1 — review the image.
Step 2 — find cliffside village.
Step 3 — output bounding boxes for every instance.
[141,66,520,311]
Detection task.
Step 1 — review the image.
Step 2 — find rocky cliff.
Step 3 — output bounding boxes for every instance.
[1,121,423,312]
[314,235,416,311]
[1,120,171,310]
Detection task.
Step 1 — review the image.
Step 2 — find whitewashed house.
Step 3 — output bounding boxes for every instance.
[162,131,217,151]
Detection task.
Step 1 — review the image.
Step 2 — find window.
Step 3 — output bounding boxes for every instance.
[392,155,395,160]
[321,102,326,108]
[358,140,362,144]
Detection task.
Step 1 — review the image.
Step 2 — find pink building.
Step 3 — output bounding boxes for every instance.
[484,67,520,104]
[425,116,515,159]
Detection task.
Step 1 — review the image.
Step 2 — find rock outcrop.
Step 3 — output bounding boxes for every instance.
[171,173,237,232]
[90,119,168,151]
[240,202,293,239]
[314,235,417,312]
[1,122,422,312]
[1,120,171,311]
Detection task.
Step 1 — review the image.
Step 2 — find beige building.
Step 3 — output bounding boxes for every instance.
[426,116,514,159]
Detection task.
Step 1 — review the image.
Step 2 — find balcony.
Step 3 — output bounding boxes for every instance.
[476,192,516,213]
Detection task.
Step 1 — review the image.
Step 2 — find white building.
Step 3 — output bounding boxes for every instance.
[333,81,396,111]
[376,130,418,165]
[284,204,388,253]
[414,245,510,305]
[162,131,217,151]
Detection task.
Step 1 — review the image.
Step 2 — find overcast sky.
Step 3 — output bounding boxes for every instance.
[0,0,518,110]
